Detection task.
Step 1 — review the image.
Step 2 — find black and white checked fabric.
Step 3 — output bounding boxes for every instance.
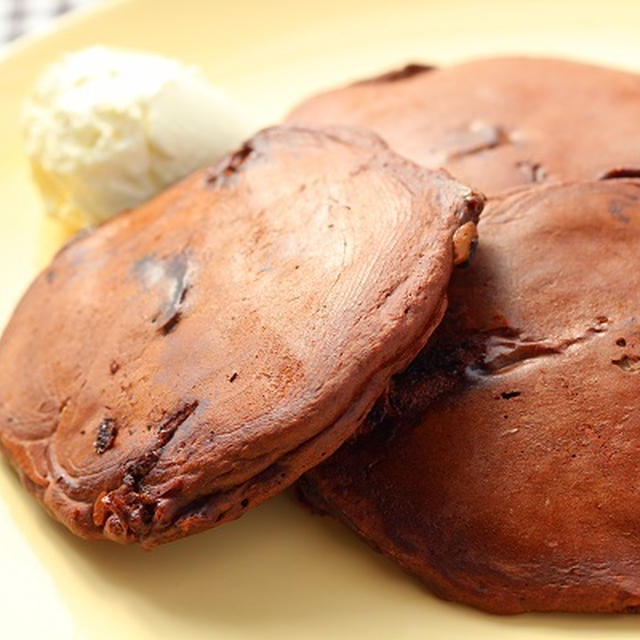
[0,0,99,44]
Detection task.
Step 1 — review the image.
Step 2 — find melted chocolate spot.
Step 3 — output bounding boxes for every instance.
[159,311,181,335]
[121,401,199,486]
[599,168,640,180]
[443,124,512,161]
[517,161,549,183]
[134,252,191,333]
[94,418,118,454]
[501,391,522,400]
[354,63,435,85]
[612,354,640,372]
[207,142,255,187]
[123,451,159,488]
[156,401,199,447]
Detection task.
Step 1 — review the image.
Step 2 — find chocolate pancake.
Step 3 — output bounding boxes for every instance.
[0,125,482,547]
[299,179,640,613]
[288,57,640,194]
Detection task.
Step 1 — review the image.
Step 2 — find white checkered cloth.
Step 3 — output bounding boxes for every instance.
[0,0,98,44]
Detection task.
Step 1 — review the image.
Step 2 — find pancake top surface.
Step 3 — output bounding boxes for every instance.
[0,125,481,546]
[288,57,640,195]
[300,178,640,613]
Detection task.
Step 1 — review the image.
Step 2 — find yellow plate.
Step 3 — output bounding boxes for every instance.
[2,0,640,638]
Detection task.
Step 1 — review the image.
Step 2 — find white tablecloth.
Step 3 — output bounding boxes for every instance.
[0,0,98,45]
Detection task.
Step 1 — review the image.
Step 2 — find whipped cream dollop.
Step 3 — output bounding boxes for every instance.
[22,46,254,227]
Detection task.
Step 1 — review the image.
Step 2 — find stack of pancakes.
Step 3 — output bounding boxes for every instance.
[2,56,640,614]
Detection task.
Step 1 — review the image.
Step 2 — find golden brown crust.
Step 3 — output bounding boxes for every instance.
[288,57,640,195]
[0,125,482,547]
[300,179,640,613]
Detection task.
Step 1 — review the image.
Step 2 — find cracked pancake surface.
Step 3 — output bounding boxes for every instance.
[288,57,640,195]
[0,125,482,547]
[299,179,640,613]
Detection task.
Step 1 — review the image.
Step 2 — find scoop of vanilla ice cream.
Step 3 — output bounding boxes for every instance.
[22,46,254,227]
